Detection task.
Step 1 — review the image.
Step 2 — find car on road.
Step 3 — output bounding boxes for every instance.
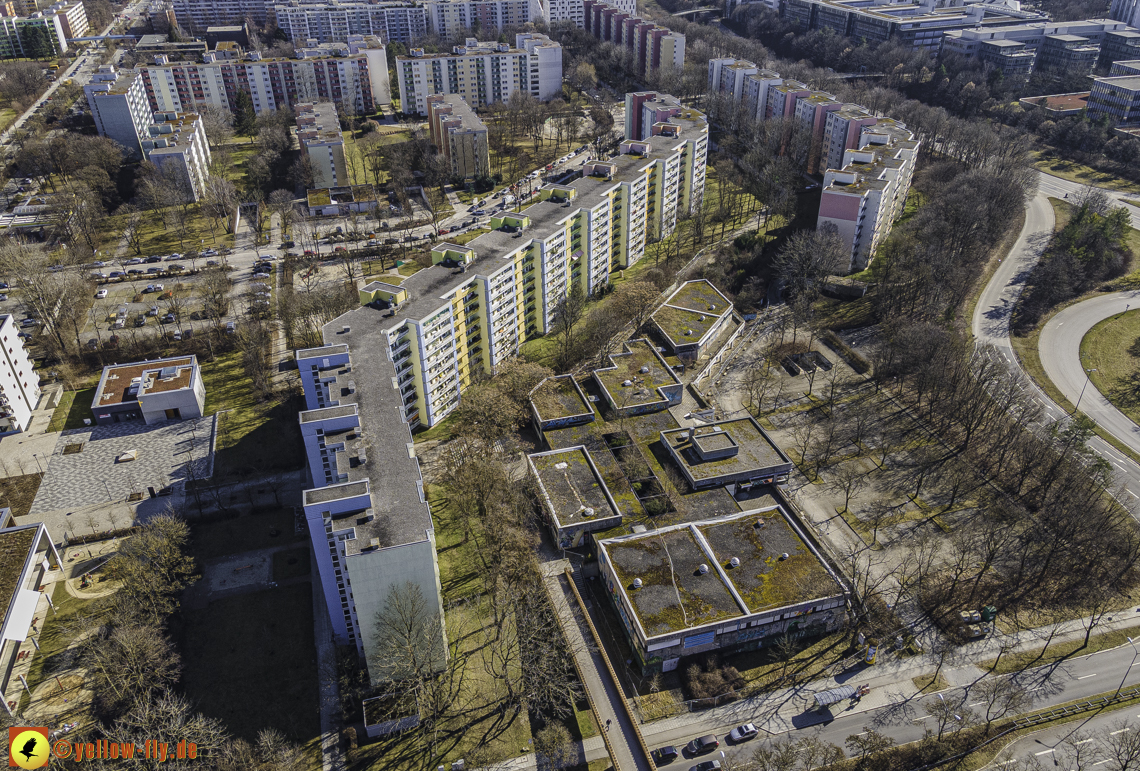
[687,736,719,755]
[161,313,175,324]
[127,268,143,275]
[689,762,721,771]
[95,289,108,299]
[146,267,162,274]
[728,724,757,743]
[168,264,184,272]
[133,315,146,327]
[108,271,124,278]
[653,746,678,764]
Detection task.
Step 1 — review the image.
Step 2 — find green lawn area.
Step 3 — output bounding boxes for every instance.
[109,207,228,259]
[1080,308,1140,427]
[189,509,303,561]
[178,582,320,742]
[18,581,107,713]
[46,387,95,432]
[1033,150,1140,194]
[0,107,17,134]
[201,351,304,479]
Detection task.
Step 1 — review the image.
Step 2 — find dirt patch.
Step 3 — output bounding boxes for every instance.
[0,473,43,518]
[62,444,84,455]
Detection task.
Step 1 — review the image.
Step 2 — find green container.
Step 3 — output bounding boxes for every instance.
[981,605,997,622]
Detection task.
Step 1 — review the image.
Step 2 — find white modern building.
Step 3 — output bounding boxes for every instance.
[397,35,561,115]
[142,111,213,202]
[90,356,206,425]
[274,1,428,44]
[84,68,154,160]
[0,315,40,433]
[1112,0,1140,30]
[295,339,446,685]
[297,102,346,189]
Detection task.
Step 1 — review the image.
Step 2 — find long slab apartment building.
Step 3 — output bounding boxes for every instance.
[709,59,919,271]
[581,0,684,75]
[940,18,1140,77]
[397,33,562,115]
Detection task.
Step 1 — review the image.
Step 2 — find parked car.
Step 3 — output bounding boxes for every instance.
[127,268,143,275]
[111,318,125,329]
[385,238,398,245]
[148,306,159,316]
[0,282,10,289]
[172,330,182,341]
[252,271,270,279]
[108,271,124,278]
[133,315,146,327]
[226,321,236,333]
[333,245,347,252]
[147,267,163,274]
[654,746,678,764]
[687,736,719,755]
[161,313,175,324]
[689,762,721,771]
[125,257,143,265]
[168,264,184,272]
[205,260,219,267]
[167,253,182,261]
[92,260,108,267]
[728,724,757,743]
[471,208,485,215]
[0,294,7,302]
[145,256,162,263]
[95,289,108,299]
[18,331,31,340]
[19,318,38,327]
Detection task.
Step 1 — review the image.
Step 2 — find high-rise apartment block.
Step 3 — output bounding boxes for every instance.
[1112,0,1140,29]
[142,112,213,202]
[709,59,919,271]
[0,315,40,433]
[0,10,70,58]
[138,37,390,116]
[427,95,489,180]
[294,339,447,685]
[397,34,561,115]
[275,1,427,44]
[546,0,633,25]
[582,0,684,75]
[84,67,154,159]
[941,18,1140,74]
[424,0,543,39]
[171,0,271,32]
[297,102,346,189]
[1088,59,1140,124]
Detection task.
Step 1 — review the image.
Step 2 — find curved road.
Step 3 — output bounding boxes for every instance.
[972,175,1140,499]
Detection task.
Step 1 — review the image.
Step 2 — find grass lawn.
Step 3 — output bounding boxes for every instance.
[46,388,95,432]
[1080,308,1140,427]
[201,351,304,478]
[913,672,950,693]
[1033,151,1140,194]
[177,582,320,742]
[18,581,106,711]
[0,473,44,518]
[189,509,303,561]
[981,627,1137,675]
[341,129,413,187]
[110,207,228,259]
[0,107,17,134]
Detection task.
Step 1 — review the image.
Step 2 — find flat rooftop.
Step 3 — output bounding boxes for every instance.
[601,508,844,637]
[662,418,791,483]
[94,356,195,407]
[530,375,593,423]
[530,447,621,528]
[653,279,732,347]
[299,404,358,423]
[0,526,35,626]
[593,339,681,410]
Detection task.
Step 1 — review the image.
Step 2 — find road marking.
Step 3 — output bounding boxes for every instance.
[1130,490,1140,499]
[913,716,931,722]
[1094,761,1110,766]
[1075,739,1094,745]
[968,702,981,707]
[1078,674,1099,679]
[1035,749,1055,756]
[1112,728,1131,735]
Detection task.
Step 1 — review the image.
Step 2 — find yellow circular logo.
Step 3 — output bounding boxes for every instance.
[10,729,49,769]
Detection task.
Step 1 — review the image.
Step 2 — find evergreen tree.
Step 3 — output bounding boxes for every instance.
[232,90,258,140]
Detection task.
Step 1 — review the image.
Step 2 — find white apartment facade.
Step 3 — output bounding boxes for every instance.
[274,2,428,43]
[142,111,212,202]
[139,37,390,117]
[297,102,346,188]
[424,0,543,39]
[0,315,39,433]
[1114,0,1140,28]
[397,36,561,114]
[84,67,154,159]
[171,0,271,32]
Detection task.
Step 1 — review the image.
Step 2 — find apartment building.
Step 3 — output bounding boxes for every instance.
[43,0,85,37]
[708,57,758,101]
[0,12,67,57]
[941,18,1140,72]
[397,34,561,115]
[821,104,878,174]
[0,315,39,433]
[1037,33,1101,74]
[84,67,154,159]
[275,1,427,44]
[1112,0,1140,29]
[1088,59,1140,124]
[546,0,633,25]
[427,95,489,180]
[356,99,706,429]
[297,102,346,189]
[139,36,390,117]
[171,0,271,33]
[424,0,543,40]
[294,340,446,685]
[818,119,919,271]
[1101,28,1140,66]
[142,111,212,202]
[794,91,842,173]
[581,0,685,76]
[783,0,1047,53]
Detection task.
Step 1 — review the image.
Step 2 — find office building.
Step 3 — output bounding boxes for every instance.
[941,18,1140,72]
[139,36,390,116]
[1036,33,1101,74]
[1088,59,1140,123]
[142,111,213,202]
[294,341,446,685]
[1112,0,1140,29]
[427,95,489,180]
[84,67,154,159]
[1101,28,1140,67]
[297,102,346,189]
[0,315,39,433]
[91,356,205,425]
[356,97,706,428]
[275,2,428,44]
[424,0,544,39]
[818,119,919,271]
[397,34,561,115]
[582,0,685,76]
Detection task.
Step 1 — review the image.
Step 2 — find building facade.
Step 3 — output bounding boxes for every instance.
[0,12,67,58]
[90,356,206,425]
[397,35,561,115]
[0,315,39,433]
[274,1,428,44]
[297,101,346,189]
[84,67,154,159]
[171,0,271,33]
[941,18,1140,72]
[424,0,544,39]
[357,97,706,429]
[427,95,489,180]
[142,111,213,202]
[1112,0,1140,30]
[1088,59,1140,124]
[138,36,390,116]
[581,0,685,75]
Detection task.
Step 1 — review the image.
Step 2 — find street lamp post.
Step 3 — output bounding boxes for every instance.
[1074,368,1098,413]
[1115,636,1140,697]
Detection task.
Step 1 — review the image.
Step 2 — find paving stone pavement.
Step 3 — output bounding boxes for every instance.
[28,416,216,517]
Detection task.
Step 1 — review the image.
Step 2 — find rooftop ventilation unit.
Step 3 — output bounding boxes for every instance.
[728,557,741,568]
[697,563,709,575]
[632,577,643,589]
[639,365,650,374]
[369,537,380,549]
[780,552,790,560]
[622,379,633,386]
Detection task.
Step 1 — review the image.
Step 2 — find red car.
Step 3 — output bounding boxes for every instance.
[303,250,315,255]
[333,246,347,252]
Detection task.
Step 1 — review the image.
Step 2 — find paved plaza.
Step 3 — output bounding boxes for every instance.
[28,416,216,517]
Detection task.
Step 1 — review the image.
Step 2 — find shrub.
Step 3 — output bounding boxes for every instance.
[684,657,746,702]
